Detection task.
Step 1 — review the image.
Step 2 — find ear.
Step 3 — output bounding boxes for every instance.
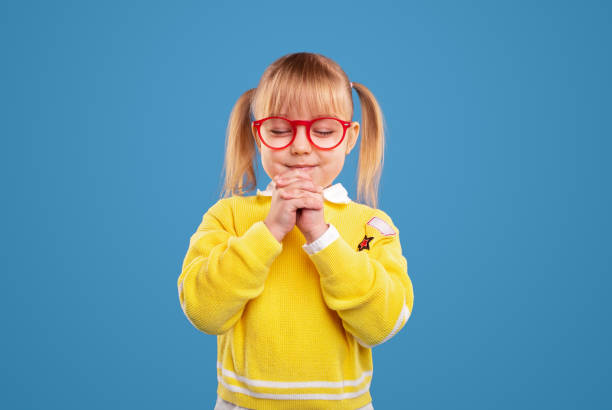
[252,123,261,150]
[345,121,360,155]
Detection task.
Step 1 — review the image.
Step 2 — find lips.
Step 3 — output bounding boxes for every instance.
[287,164,317,169]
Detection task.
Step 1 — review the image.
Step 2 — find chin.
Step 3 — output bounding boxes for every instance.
[286,165,317,173]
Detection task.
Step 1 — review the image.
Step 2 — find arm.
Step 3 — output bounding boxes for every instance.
[177,198,283,335]
[305,210,414,348]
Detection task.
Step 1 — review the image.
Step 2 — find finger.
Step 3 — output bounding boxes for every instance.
[275,179,322,193]
[289,194,324,210]
[278,185,324,199]
[280,189,323,202]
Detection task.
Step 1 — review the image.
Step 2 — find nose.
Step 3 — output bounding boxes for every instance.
[290,125,312,154]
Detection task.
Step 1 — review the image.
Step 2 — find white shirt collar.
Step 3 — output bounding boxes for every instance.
[256,181,351,204]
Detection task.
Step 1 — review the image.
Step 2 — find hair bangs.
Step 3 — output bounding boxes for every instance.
[253,61,353,121]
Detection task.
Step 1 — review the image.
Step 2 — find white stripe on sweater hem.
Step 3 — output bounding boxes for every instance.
[217,374,372,400]
[217,362,372,389]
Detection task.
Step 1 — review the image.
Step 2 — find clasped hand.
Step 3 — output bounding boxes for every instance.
[263,169,328,243]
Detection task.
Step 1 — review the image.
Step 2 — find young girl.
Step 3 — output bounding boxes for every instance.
[177,52,414,410]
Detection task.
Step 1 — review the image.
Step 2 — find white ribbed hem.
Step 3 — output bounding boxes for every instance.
[217,362,373,400]
[218,375,371,400]
[217,362,372,389]
[301,224,339,255]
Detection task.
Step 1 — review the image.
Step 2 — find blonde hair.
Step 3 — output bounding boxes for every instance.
[220,52,386,208]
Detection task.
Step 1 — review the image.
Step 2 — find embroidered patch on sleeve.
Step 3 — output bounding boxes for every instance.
[367,216,397,236]
[357,235,374,251]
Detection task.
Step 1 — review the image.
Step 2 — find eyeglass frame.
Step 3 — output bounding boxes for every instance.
[252,116,352,151]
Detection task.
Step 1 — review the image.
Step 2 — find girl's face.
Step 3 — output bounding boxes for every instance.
[252,106,360,189]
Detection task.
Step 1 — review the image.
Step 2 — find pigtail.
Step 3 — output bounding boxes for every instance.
[352,82,386,209]
[220,88,258,198]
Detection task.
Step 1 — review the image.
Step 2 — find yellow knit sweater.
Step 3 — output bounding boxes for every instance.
[177,190,414,410]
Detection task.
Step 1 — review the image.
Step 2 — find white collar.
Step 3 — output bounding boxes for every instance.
[256,181,351,204]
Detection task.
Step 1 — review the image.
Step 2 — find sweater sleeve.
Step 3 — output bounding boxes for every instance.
[306,209,414,348]
[177,198,283,335]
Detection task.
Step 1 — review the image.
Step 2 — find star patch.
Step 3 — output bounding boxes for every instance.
[357,235,374,251]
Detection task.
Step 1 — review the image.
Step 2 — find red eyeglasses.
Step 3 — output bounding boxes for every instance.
[252,116,352,150]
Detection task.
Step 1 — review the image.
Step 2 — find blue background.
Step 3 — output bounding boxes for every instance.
[2,1,610,409]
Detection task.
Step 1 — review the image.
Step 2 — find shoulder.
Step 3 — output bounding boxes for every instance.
[196,196,240,234]
[200,196,240,228]
[206,194,256,211]
[203,194,264,223]
[204,196,233,217]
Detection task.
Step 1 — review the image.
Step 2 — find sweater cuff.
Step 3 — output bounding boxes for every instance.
[302,223,339,255]
[242,221,283,267]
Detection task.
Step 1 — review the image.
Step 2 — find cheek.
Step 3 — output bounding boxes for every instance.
[320,153,346,174]
[261,151,285,174]
[334,156,346,172]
